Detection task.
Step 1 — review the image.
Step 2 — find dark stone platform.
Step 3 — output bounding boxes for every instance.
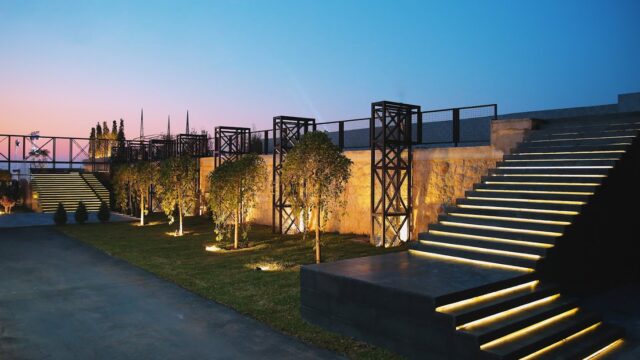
[301,251,531,359]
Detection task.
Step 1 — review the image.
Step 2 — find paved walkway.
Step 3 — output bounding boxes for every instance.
[0,227,340,360]
[0,212,137,228]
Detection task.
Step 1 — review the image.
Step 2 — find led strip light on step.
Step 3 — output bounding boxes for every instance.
[480,308,581,350]
[492,174,606,178]
[475,189,594,196]
[519,322,602,360]
[429,230,554,249]
[448,212,571,226]
[504,158,619,162]
[513,150,626,156]
[435,280,540,313]
[440,221,563,237]
[457,204,579,216]
[409,250,534,272]
[456,294,561,331]
[528,135,636,142]
[583,339,624,359]
[496,166,613,169]
[467,196,586,205]
[484,181,600,187]
[421,240,541,260]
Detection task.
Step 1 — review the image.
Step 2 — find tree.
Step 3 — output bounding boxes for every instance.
[111,120,118,138]
[98,201,111,222]
[157,156,198,236]
[131,161,157,225]
[53,202,67,225]
[89,127,96,158]
[74,201,88,224]
[112,164,135,214]
[281,132,352,263]
[207,154,266,249]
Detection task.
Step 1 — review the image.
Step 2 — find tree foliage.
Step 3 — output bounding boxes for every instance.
[112,164,135,214]
[53,202,67,225]
[74,201,88,224]
[207,154,266,249]
[281,131,352,263]
[157,155,198,236]
[131,161,158,225]
[98,201,111,222]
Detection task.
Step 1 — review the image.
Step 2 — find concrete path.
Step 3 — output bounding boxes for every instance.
[0,227,340,360]
[0,212,136,228]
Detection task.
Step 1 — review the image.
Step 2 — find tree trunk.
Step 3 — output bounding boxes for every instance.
[315,198,321,264]
[178,204,183,236]
[234,207,239,250]
[140,191,144,226]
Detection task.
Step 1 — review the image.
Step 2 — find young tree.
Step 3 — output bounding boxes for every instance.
[111,120,118,138]
[157,155,198,236]
[74,201,88,224]
[53,202,67,225]
[131,161,157,226]
[281,132,352,263]
[207,154,266,249]
[89,127,96,158]
[98,201,111,222]
[112,164,135,214]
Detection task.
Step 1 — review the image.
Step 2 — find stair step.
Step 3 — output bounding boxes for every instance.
[481,311,601,360]
[445,205,574,224]
[410,241,538,270]
[474,183,598,194]
[535,118,640,130]
[465,190,591,204]
[443,282,559,327]
[428,223,557,247]
[529,324,623,360]
[419,233,549,257]
[504,152,624,161]
[522,135,636,146]
[525,129,639,141]
[439,214,565,236]
[515,142,632,152]
[489,167,610,176]
[496,160,616,168]
[480,176,604,185]
[456,198,583,214]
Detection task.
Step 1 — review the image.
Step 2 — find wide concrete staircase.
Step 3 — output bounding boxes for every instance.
[32,172,110,212]
[408,116,639,358]
[302,114,639,359]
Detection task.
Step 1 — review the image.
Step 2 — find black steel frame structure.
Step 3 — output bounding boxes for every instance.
[272,115,316,234]
[370,101,421,247]
[214,126,251,168]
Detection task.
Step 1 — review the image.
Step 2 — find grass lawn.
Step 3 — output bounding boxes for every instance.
[60,213,406,359]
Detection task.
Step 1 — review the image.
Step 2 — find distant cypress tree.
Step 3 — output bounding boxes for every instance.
[89,127,96,157]
[102,121,109,136]
[117,119,126,142]
[96,123,103,139]
[53,202,67,225]
[96,123,103,158]
[74,201,88,224]
[111,120,118,139]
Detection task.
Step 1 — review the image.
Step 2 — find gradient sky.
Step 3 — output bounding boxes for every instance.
[1,0,639,138]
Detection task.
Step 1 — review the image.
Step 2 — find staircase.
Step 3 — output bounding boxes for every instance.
[81,173,110,206]
[32,172,109,212]
[407,116,639,358]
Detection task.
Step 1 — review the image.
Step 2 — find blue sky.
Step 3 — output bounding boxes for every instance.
[1,0,639,137]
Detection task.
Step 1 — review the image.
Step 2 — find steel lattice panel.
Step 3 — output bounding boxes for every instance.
[214,126,251,168]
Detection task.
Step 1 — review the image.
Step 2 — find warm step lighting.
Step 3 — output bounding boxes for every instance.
[480,308,581,350]
[519,322,602,360]
[476,189,594,196]
[497,166,613,169]
[457,294,561,331]
[409,249,534,273]
[467,196,586,205]
[436,280,540,313]
[448,212,571,226]
[528,135,636,143]
[504,158,619,162]
[583,339,624,360]
[422,240,541,260]
[440,221,564,237]
[484,181,600,187]
[457,204,579,216]
[493,174,606,178]
[429,230,553,249]
[514,150,625,156]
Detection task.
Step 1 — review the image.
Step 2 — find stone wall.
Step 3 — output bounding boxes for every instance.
[198,118,535,239]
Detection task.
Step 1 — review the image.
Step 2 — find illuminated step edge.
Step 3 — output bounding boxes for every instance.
[484,181,600,187]
[440,221,563,237]
[448,212,571,226]
[429,230,554,249]
[528,135,636,143]
[583,339,625,360]
[436,280,540,313]
[467,196,585,205]
[491,174,606,178]
[496,166,613,169]
[421,240,541,260]
[480,308,581,350]
[475,188,594,196]
[504,158,619,162]
[513,150,625,155]
[520,322,602,360]
[457,204,579,216]
[456,294,561,331]
[408,249,534,273]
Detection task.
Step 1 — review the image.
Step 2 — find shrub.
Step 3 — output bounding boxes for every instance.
[53,202,67,225]
[74,201,88,224]
[97,201,111,222]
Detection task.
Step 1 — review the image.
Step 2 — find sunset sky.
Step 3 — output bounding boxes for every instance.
[1,0,639,138]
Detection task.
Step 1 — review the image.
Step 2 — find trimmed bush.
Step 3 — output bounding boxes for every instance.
[74,201,88,224]
[97,201,111,222]
[53,202,67,225]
